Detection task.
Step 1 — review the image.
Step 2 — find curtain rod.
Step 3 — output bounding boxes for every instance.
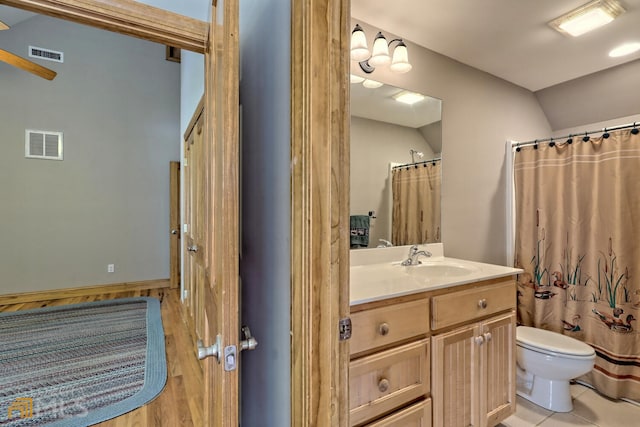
[512,121,640,148]
[392,157,441,170]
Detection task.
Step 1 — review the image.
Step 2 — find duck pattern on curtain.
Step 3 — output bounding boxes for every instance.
[391,162,441,246]
[514,129,640,400]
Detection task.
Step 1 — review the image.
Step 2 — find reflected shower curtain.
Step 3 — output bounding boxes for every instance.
[514,130,640,400]
[391,162,441,246]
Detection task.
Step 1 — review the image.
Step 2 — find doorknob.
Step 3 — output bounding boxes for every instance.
[171,229,179,235]
[240,325,258,351]
[197,335,221,362]
[187,245,198,252]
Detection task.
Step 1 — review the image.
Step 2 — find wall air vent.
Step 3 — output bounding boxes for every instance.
[25,130,63,160]
[29,46,64,63]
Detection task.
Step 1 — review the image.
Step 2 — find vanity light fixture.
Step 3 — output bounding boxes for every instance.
[350,24,412,74]
[609,42,640,57]
[393,90,425,105]
[549,0,625,37]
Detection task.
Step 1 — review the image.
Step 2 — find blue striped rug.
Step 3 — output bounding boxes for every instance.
[0,297,166,426]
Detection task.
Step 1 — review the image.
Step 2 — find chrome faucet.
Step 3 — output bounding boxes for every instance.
[401,245,432,266]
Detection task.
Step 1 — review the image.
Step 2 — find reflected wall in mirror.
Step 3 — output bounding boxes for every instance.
[350,82,442,248]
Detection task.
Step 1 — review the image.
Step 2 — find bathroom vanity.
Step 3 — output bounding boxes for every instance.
[349,244,521,427]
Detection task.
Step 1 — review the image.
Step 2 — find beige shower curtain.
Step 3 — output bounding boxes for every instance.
[392,162,441,246]
[514,129,640,400]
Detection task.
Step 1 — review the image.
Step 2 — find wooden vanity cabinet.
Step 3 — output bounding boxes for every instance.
[431,280,516,427]
[349,277,516,427]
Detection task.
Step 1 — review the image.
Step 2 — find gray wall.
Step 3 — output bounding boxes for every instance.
[419,120,442,155]
[239,0,291,425]
[351,20,552,265]
[536,59,640,131]
[552,113,640,137]
[351,116,435,247]
[0,15,180,293]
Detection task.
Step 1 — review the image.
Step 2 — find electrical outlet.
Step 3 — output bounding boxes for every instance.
[107,264,115,273]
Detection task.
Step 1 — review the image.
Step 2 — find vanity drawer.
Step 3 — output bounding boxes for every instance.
[364,399,432,427]
[350,339,430,426]
[431,280,515,330]
[350,298,429,356]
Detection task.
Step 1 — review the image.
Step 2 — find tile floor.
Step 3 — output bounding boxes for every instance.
[498,383,640,427]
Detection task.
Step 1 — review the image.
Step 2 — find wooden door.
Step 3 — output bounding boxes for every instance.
[432,325,481,427]
[481,312,516,427]
[169,161,180,289]
[183,108,205,331]
[201,0,241,426]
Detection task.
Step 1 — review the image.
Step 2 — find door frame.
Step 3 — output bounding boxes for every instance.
[4,0,351,424]
[291,0,350,425]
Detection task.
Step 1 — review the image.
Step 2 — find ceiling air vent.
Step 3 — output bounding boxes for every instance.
[25,130,63,160]
[29,46,64,63]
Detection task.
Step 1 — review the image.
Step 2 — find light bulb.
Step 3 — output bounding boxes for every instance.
[390,42,412,73]
[350,25,370,62]
[368,32,390,67]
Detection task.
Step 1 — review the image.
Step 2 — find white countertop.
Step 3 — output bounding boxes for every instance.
[350,244,522,305]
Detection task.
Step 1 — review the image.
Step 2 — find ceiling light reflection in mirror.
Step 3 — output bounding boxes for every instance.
[351,83,441,133]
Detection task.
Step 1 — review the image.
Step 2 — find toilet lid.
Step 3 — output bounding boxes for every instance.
[517,326,595,357]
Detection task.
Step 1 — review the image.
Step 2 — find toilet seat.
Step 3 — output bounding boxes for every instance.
[516,326,595,359]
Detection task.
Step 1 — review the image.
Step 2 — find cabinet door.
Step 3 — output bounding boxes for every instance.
[431,324,481,427]
[481,312,516,427]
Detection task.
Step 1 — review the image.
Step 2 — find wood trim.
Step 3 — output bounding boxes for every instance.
[0,278,170,305]
[1,0,208,53]
[291,0,350,426]
[183,95,205,142]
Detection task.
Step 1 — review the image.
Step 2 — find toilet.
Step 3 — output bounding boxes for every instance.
[516,326,596,412]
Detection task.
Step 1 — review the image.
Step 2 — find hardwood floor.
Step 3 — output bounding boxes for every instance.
[0,287,204,426]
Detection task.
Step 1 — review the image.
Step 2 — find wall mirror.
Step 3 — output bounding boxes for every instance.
[350,81,442,248]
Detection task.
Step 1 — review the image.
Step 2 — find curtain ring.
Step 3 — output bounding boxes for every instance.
[549,138,555,147]
[567,134,573,144]
[632,122,639,135]
[533,139,538,150]
[582,132,590,142]
[515,143,521,152]
[602,128,610,139]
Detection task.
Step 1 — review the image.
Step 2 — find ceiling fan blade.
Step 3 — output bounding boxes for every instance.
[0,48,56,80]
[0,19,9,30]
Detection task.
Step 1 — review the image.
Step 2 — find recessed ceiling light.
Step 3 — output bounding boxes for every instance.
[350,74,365,84]
[549,0,625,37]
[362,79,383,89]
[609,42,640,57]
[393,90,425,105]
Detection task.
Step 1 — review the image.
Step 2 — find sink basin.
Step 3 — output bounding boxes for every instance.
[402,262,477,278]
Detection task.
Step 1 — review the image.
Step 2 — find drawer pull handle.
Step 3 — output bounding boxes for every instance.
[478,299,488,309]
[484,332,492,342]
[378,322,390,336]
[378,378,390,393]
[474,335,485,345]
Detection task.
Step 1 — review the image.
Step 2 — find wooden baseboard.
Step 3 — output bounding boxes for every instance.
[0,279,171,305]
